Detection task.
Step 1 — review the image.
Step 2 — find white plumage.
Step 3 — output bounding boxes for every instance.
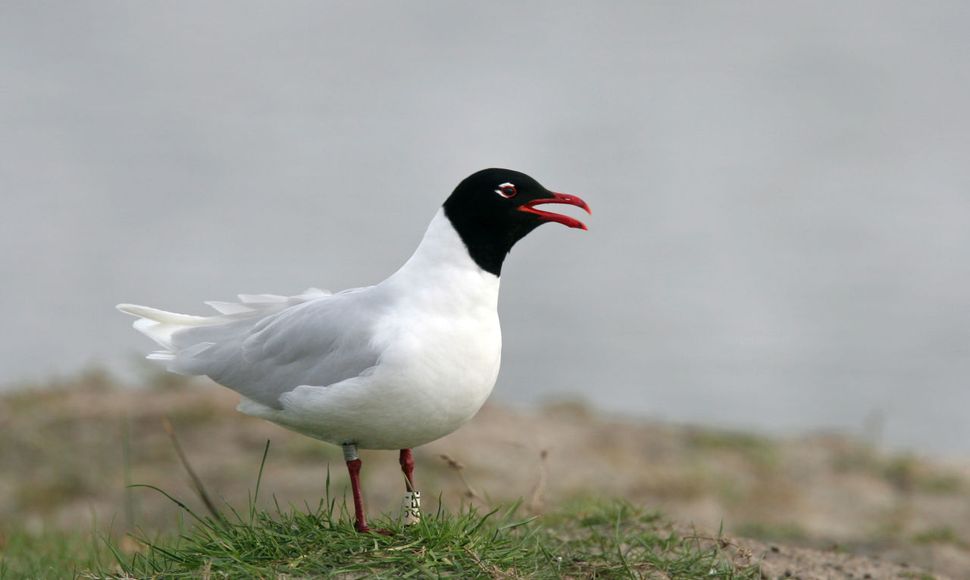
[119,210,502,449]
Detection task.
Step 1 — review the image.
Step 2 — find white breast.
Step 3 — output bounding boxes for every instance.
[364,209,503,447]
[244,210,503,449]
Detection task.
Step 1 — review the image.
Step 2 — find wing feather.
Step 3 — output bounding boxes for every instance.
[119,286,381,408]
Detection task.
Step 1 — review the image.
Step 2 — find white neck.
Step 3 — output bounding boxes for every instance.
[382,209,500,311]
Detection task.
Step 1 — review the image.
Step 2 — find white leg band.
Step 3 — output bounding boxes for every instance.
[402,491,421,525]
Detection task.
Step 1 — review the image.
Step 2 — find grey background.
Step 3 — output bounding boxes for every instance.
[2,2,968,454]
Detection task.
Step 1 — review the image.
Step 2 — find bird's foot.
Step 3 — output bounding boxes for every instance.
[354,521,395,536]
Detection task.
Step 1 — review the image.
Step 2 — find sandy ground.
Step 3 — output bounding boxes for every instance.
[2,374,968,578]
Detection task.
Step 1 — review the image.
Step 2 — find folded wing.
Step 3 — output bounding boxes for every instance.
[117,287,384,408]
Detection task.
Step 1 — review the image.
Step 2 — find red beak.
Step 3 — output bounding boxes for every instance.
[518,192,592,230]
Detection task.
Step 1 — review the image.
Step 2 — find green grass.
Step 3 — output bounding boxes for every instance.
[82,497,757,579]
[911,526,968,549]
[0,529,113,579]
[0,500,761,579]
[0,441,760,579]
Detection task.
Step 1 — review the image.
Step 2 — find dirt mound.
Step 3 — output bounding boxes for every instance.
[1,377,966,577]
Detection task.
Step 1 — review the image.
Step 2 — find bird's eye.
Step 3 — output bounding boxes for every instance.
[495,182,517,198]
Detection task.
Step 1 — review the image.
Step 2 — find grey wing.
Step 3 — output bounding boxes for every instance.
[169,289,384,408]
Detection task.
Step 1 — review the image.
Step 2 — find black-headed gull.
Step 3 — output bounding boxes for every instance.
[118,168,589,532]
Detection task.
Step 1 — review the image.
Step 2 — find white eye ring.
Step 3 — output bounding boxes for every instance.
[495,182,517,198]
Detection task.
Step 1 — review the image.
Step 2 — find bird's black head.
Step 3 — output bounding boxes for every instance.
[442,168,590,276]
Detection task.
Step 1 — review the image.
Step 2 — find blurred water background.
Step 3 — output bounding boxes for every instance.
[2,2,968,454]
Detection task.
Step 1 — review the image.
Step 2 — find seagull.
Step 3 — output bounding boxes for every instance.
[118,168,589,532]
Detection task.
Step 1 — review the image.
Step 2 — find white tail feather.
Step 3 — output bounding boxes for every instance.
[116,288,331,364]
[117,304,207,324]
[119,304,213,350]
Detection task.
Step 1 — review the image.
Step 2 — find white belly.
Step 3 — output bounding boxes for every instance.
[240,310,502,449]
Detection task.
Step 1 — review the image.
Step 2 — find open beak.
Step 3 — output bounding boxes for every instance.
[518,192,592,230]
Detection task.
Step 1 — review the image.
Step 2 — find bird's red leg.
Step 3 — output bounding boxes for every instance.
[399,448,415,492]
[399,448,421,526]
[343,444,369,533]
